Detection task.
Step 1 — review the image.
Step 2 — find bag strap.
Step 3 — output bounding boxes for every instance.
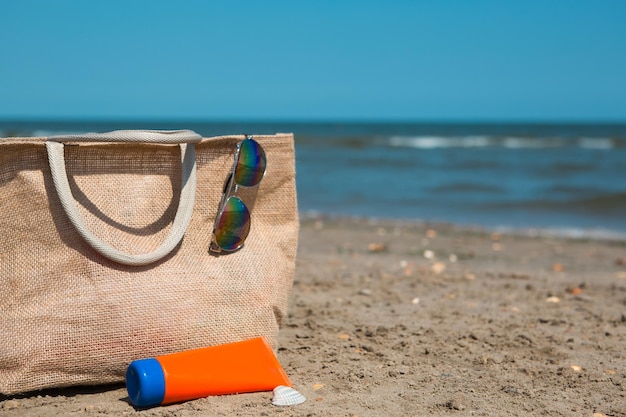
[46,130,202,266]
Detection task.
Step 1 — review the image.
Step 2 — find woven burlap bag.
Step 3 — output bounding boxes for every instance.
[0,130,298,395]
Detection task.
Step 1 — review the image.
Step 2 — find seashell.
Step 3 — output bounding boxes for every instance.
[272,385,306,406]
[431,261,446,274]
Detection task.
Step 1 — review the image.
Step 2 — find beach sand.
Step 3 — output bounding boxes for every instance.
[2,216,625,416]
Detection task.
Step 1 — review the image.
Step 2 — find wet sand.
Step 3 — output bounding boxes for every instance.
[2,216,626,416]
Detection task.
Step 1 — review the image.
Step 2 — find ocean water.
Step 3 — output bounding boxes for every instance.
[2,120,625,237]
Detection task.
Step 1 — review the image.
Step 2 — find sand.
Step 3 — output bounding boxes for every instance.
[2,216,625,416]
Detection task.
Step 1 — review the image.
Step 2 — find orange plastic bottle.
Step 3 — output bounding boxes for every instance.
[126,337,292,408]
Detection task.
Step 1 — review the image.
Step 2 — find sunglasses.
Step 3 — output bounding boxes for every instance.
[210,136,266,253]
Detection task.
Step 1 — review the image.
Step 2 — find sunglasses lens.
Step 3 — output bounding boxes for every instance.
[234,138,266,187]
[214,196,251,251]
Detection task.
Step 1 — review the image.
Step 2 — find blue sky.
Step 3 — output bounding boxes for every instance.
[1,1,625,121]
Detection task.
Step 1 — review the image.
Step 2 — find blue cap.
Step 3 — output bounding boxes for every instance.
[125,358,165,408]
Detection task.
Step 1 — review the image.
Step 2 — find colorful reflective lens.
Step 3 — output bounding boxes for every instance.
[234,138,266,187]
[213,196,251,251]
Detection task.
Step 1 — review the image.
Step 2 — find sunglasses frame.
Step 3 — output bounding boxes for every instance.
[209,136,266,253]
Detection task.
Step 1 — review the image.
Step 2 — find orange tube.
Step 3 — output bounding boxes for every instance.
[126,337,292,408]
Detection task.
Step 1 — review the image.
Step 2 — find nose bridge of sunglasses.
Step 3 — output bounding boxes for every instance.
[232,185,256,208]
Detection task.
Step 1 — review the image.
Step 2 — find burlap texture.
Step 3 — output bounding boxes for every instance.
[0,133,299,394]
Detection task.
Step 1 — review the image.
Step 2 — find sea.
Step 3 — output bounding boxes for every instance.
[2,120,625,239]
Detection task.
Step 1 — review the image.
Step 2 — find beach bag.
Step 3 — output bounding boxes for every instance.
[0,130,299,395]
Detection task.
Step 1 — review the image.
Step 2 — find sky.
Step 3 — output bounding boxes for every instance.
[1,1,625,122]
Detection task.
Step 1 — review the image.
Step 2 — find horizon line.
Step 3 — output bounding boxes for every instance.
[1,116,626,126]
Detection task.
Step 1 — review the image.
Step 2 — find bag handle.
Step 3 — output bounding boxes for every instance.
[46,130,202,266]
[49,129,203,144]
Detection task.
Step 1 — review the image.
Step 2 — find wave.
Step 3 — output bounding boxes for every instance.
[578,137,614,150]
[429,183,505,194]
[389,135,492,149]
[387,135,621,150]
[502,137,564,149]
[575,192,626,213]
[539,162,595,174]
[493,225,626,242]
[487,192,626,215]
[0,128,103,138]
[543,185,599,195]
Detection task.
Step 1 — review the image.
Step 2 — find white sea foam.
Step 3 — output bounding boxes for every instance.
[578,137,613,150]
[387,135,616,150]
[388,135,491,149]
[33,129,83,137]
[388,135,570,150]
[502,137,565,149]
[503,137,536,148]
[494,225,626,242]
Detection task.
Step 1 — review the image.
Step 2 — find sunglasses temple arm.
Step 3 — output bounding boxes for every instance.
[213,175,233,227]
[211,147,241,232]
[210,140,248,253]
[209,178,230,253]
[221,160,240,201]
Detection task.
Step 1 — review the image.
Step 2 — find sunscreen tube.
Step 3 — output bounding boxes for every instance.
[126,337,292,408]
